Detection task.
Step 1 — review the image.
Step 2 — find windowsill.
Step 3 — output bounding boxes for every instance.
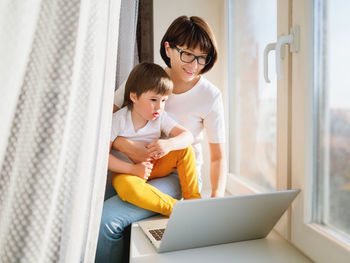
[130,215,312,263]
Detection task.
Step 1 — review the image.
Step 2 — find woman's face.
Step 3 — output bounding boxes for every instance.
[165,42,207,83]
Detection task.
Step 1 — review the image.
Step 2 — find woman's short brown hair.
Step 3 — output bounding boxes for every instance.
[160,16,218,74]
[122,62,173,109]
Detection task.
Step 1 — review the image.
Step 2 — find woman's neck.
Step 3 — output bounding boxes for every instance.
[166,67,200,94]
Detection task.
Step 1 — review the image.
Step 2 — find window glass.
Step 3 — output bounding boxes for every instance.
[314,0,350,239]
[229,0,277,191]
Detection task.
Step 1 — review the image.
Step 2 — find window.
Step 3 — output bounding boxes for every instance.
[228,0,278,192]
[313,0,350,243]
[227,0,350,261]
[288,0,350,262]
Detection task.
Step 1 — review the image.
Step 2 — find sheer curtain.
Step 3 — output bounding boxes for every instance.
[115,0,139,89]
[0,0,121,262]
[104,0,139,201]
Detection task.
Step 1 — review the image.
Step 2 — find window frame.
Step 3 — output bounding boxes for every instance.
[226,0,350,261]
[290,0,350,261]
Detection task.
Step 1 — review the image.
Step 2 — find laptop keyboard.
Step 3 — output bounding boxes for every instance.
[149,228,165,241]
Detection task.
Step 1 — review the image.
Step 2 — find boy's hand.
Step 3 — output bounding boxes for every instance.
[147,139,171,160]
[132,162,153,180]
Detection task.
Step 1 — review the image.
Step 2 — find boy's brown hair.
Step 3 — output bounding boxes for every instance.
[122,62,173,109]
[160,16,218,74]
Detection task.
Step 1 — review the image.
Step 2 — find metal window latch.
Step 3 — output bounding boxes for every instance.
[264,25,300,83]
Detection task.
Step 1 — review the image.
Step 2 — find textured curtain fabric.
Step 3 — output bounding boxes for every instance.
[104,0,139,201]
[0,0,121,262]
[115,0,139,89]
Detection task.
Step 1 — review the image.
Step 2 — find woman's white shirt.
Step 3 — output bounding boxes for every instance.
[113,76,226,173]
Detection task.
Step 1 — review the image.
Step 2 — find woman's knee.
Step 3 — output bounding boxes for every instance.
[95,205,128,263]
[99,208,125,240]
[99,195,135,240]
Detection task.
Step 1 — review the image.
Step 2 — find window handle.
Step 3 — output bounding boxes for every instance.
[275,25,300,80]
[264,43,276,83]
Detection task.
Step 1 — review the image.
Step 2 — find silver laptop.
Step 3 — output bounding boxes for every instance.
[138,189,300,253]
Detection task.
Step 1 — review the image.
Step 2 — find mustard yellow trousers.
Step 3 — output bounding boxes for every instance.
[111,146,201,216]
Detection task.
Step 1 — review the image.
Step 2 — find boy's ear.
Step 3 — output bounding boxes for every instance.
[130,92,137,103]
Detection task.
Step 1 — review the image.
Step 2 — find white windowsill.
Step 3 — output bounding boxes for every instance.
[130,215,312,263]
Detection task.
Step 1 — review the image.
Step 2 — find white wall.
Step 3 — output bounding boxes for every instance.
[153,0,228,192]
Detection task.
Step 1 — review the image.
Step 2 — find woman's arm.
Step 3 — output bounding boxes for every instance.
[113,104,118,113]
[112,137,151,163]
[108,142,153,179]
[147,124,193,159]
[209,143,227,197]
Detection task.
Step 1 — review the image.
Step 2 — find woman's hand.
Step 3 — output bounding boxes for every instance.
[131,162,153,180]
[147,139,171,160]
[211,189,225,198]
[114,137,151,163]
[209,143,227,198]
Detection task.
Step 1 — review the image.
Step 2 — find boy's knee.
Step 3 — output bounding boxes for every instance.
[176,146,194,159]
[114,176,143,201]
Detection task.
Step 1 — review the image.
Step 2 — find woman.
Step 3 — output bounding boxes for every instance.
[95,16,226,263]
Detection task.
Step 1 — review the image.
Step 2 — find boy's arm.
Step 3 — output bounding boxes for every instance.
[108,142,153,179]
[167,124,194,149]
[147,124,193,159]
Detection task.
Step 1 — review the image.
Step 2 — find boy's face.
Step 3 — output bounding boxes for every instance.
[130,90,169,121]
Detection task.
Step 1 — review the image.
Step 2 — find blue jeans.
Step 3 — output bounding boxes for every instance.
[95,172,182,263]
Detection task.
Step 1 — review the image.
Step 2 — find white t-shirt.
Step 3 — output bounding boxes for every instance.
[110,106,177,163]
[114,76,226,172]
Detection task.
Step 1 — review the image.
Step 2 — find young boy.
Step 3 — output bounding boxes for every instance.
[109,62,201,216]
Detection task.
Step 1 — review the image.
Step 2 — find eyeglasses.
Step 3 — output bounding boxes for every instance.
[174,46,211,66]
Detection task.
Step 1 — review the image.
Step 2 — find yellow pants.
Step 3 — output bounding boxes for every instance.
[111,146,201,216]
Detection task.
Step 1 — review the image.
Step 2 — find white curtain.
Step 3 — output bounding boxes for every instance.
[115,0,139,89]
[0,0,121,262]
[104,0,139,201]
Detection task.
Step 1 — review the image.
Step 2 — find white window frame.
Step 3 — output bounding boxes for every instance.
[225,0,350,261]
[290,0,350,262]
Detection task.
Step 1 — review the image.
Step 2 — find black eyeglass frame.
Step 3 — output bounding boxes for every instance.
[174,46,211,66]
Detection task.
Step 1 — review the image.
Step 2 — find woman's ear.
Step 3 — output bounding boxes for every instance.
[130,92,137,103]
[164,41,170,58]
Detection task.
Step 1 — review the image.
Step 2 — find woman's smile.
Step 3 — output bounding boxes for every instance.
[183,67,195,76]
